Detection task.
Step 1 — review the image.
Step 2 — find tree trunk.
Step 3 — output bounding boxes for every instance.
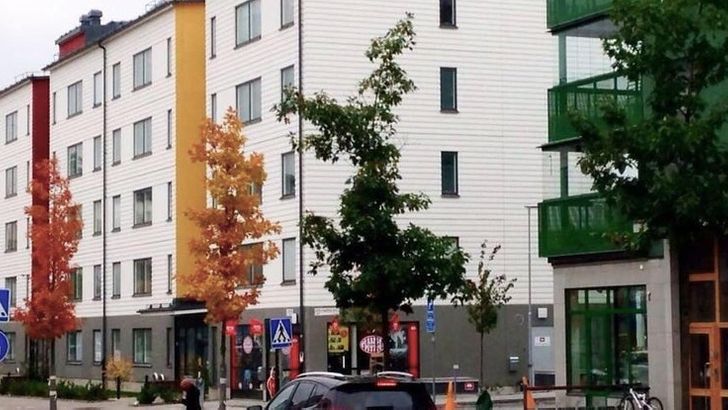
[380,308,390,372]
[49,339,57,410]
[479,332,484,392]
[218,324,226,410]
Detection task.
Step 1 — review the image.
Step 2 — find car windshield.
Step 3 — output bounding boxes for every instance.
[326,383,435,410]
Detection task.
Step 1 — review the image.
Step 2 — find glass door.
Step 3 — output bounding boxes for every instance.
[689,327,718,410]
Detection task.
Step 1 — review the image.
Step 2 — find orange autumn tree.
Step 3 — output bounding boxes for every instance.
[182,109,280,408]
[16,157,81,380]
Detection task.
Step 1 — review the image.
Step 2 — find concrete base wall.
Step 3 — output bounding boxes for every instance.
[552,243,681,410]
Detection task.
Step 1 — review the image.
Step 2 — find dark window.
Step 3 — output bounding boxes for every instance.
[5,111,18,143]
[67,142,83,177]
[236,0,262,45]
[291,382,315,408]
[210,16,217,58]
[282,152,295,197]
[93,135,102,171]
[67,331,82,362]
[440,67,457,111]
[440,0,456,27]
[112,262,121,297]
[167,254,173,294]
[67,81,83,117]
[112,195,121,231]
[5,221,17,252]
[166,37,172,76]
[93,200,102,235]
[134,187,153,226]
[441,151,458,195]
[5,166,17,197]
[166,327,172,366]
[133,328,152,364]
[93,264,101,300]
[6,332,15,361]
[71,268,82,301]
[167,109,172,149]
[134,258,152,296]
[268,384,297,409]
[112,128,121,164]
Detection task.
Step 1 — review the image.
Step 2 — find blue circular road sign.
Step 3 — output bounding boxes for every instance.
[0,330,9,362]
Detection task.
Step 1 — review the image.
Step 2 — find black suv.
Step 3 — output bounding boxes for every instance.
[247,371,437,410]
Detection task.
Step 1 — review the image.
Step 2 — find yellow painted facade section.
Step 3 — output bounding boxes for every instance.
[174,2,206,297]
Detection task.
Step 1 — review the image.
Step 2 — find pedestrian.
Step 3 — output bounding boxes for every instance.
[180,377,202,410]
[267,366,278,399]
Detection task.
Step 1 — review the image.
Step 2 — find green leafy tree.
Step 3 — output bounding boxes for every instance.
[573,0,728,249]
[276,15,469,368]
[462,242,515,391]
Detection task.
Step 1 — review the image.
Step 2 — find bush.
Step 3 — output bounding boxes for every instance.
[157,386,179,403]
[4,378,47,397]
[83,381,108,401]
[137,383,157,405]
[56,380,108,401]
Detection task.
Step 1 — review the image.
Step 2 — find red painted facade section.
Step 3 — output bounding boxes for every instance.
[59,32,86,58]
[30,77,50,288]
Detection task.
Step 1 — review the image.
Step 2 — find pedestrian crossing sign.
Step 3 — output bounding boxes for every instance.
[270,317,292,349]
[0,289,9,323]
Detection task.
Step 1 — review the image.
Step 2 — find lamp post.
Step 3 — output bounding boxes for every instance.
[525,205,537,385]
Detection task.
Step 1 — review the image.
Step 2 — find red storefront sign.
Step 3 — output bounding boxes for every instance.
[359,335,384,354]
[249,318,264,335]
[225,320,237,336]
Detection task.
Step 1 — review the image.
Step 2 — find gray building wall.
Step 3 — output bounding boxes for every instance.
[552,242,681,409]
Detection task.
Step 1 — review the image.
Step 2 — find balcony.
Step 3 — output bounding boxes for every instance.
[539,193,632,258]
[547,0,612,31]
[548,72,643,145]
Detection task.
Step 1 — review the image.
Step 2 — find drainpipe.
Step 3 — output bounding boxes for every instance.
[98,42,108,389]
[297,0,306,373]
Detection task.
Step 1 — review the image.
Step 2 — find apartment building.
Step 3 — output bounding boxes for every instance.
[206,0,555,395]
[541,2,683,408]
[0,75,50,367]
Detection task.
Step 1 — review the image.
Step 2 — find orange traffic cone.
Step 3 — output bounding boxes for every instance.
[445,381,456,410]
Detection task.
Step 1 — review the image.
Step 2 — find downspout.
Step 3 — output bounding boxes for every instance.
[98,42,108,388]
[297,0,306,373]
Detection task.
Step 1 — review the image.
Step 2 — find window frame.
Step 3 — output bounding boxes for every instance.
[441,151,459,196]
[235,0,262,47]
[112,261,121,298]
[235,77,262,124]
[281,151,295,198]
[210,16,217,58]
[5,277,16,307]
[166,109,172,149]
[112,63,121,99]
[67,81,83,118]
[133,328,152,365]
[6,332,15,361]
[93,135,102,171]
[67,330,82,363]
[111,329,121,359]
[133,257,152,296]
[281,65,295,102]
[282,237,296,284]
[112,128,121,165]
[5,111,18,143]
[52,92,57,124]
[93,264,102,300]
[211,93,218,123]
[133,187,153,227]
[5,221,17,252]
[439,0,457,28]
[167,181,172,221]
[166,37,172,77]
[71,267,83,301]
[280,0,294,28]
[93,71,102,107]
[67,142,83,178]
[112,195,121,231]
[5,166,17,198]
[133,47,153,90]
[93,199,102,235]
[440,67,458,112]
[93,329,102,364]
[133,117,152,158]
[167,254,173,294]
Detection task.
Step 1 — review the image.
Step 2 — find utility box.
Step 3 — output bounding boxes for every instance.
[508,356,520,372]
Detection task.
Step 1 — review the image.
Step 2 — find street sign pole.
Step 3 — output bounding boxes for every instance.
[431,334,436,402]
[426,300,436,401]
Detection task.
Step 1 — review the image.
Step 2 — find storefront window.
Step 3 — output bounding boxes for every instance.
[231,325,264,398]
[566,286,648,388]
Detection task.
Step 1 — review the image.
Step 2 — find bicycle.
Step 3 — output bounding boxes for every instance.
[618,386,663,410]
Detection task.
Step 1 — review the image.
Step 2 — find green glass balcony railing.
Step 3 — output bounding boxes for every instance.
[539,193,632,258]
[548,72,643,144]
[547,0,612,30]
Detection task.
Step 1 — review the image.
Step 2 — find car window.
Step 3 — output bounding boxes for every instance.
[327,383,436,410]
[269,383,297,410]
[291,381,315,409]
[305,384,325,408]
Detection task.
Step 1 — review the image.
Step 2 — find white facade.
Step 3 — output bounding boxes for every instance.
[206,0,555,308]
[48,8,177,319]
[0,80,35,314]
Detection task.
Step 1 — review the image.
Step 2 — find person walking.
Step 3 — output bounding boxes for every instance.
[180,378,202,410]
[266,367,278,399]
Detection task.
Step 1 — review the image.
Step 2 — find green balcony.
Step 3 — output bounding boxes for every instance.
[539,193,632,258]
[548,72,643,144]
[547,0,612,31]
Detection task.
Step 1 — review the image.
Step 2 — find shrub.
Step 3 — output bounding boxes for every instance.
[136,383,157,405]
[5,378,47,397]
[158,386,179,403]
[83,381,108,401]
[107,357,133,382]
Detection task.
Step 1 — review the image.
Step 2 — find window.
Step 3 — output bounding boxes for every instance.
[6,332,15,361]
[210,17,217,58]
[25,218,29,249]
[52,92,57,124]
[112,63,121,98]
[5,277,16,307]
[5,221,17,252]
[112,195,121,231]
[5,166,17,197]
[67,81,83,117]
[249,181,262,204]
[269,384,297,409]
[281,65,294,101]
[282,238,295,283]
[281,0,294,27]
[67,142,83,177]
[167,182,172,221]
[93,135,102,171]
[93,265,101,300]
[440,67,457,111]
[25,161,29,191]
[133,117,152,157]
[440,0,456,27]
[133,48,152,89]
[112,128,121,164]
[566,286,648,387]
[166,327,172,366]
[111,329,121,359]
[211,93,218,123]
[72,205,82,239]
[441,151,458,195]
[282,152,295,197]
[93,330,102,363]
[244,243,263,287]
[133,188,153,226]
[134,258,152,296]
[166,37,172,76]
[71,268,82,301]
[236,78,262,123]
[67,331,82,362]
[167,254,173,294]
[166,109,172,149]
[133,328,152,365]
[93,199,102,235]
[93,71,102,107]
[25,105,29,136]
[236,0,262,46]
[5,111,17,143]
[112,262,121,297]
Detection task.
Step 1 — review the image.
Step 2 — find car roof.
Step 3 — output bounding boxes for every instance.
[293,374,424,389]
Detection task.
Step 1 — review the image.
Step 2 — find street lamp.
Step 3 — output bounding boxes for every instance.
[525,205,538,386]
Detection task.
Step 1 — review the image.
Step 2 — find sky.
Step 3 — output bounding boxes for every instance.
[0,0,152,89]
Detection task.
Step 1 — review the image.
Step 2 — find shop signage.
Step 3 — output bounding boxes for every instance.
[225,320,237,336]
[464,382,476,392]
[359,335,384,354]
[249,318,264,335]
[534,336,551,347]
[327,325,349,354]
[314,307,340,317]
